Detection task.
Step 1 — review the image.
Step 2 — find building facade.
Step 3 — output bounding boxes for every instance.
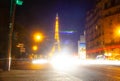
[86,0,120,60]
[78,34,86,60]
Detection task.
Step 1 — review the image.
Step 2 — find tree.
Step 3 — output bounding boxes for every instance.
[12,23,30,58]
[0,0,10,58]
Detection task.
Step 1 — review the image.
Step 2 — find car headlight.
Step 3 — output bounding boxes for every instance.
[32,59,48,64]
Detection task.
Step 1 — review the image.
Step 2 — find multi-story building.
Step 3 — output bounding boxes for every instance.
[78,33,86,60]
[86,0,120,60]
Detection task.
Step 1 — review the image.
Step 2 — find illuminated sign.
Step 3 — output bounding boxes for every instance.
[79,43,86,48]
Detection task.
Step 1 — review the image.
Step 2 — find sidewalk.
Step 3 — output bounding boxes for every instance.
[0,70,82,81]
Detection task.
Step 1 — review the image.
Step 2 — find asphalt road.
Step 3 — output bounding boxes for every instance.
[0,61,120,81]
[64,65,120,81]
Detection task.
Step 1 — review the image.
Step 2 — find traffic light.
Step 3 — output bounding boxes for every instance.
[16,0,23,5]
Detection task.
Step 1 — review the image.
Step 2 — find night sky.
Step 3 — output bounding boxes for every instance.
[15,0,95,52]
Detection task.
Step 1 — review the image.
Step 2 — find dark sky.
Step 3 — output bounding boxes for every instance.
[15,0,95,51]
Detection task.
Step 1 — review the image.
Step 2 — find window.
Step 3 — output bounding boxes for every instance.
[104,3,108,9]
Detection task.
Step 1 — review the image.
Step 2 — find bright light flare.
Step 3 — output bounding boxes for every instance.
[32,45,38,51]
[79,59,120,65]
[32,59,48,64]
[33,33,43,42]
[50,54,79,70]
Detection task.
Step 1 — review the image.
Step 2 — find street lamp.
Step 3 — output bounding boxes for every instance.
[33,33,43,42]
[31,33,43,58]
[32,45,38,51]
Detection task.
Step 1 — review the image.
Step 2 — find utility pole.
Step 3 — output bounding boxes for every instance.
[6,0,23,71]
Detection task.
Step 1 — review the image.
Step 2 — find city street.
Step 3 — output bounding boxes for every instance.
[66,65,120,81]
[0,62,120,81]
[1,0,120,81]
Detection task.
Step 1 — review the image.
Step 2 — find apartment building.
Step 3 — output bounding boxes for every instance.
[86,0,120,60]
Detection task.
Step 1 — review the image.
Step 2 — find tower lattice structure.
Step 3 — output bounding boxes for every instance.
[50,13,61,55]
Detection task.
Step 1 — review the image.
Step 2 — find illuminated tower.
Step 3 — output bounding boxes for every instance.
[54,13,60,51]
[50,13,61,56]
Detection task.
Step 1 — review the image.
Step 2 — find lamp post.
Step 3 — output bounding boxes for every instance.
[6,0,23,71]
[31,33,43,58]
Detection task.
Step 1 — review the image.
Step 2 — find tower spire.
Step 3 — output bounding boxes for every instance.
[50,13,61,56]
[54,13,60,51]
[56,13,58,18]
[54,13,59,41]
